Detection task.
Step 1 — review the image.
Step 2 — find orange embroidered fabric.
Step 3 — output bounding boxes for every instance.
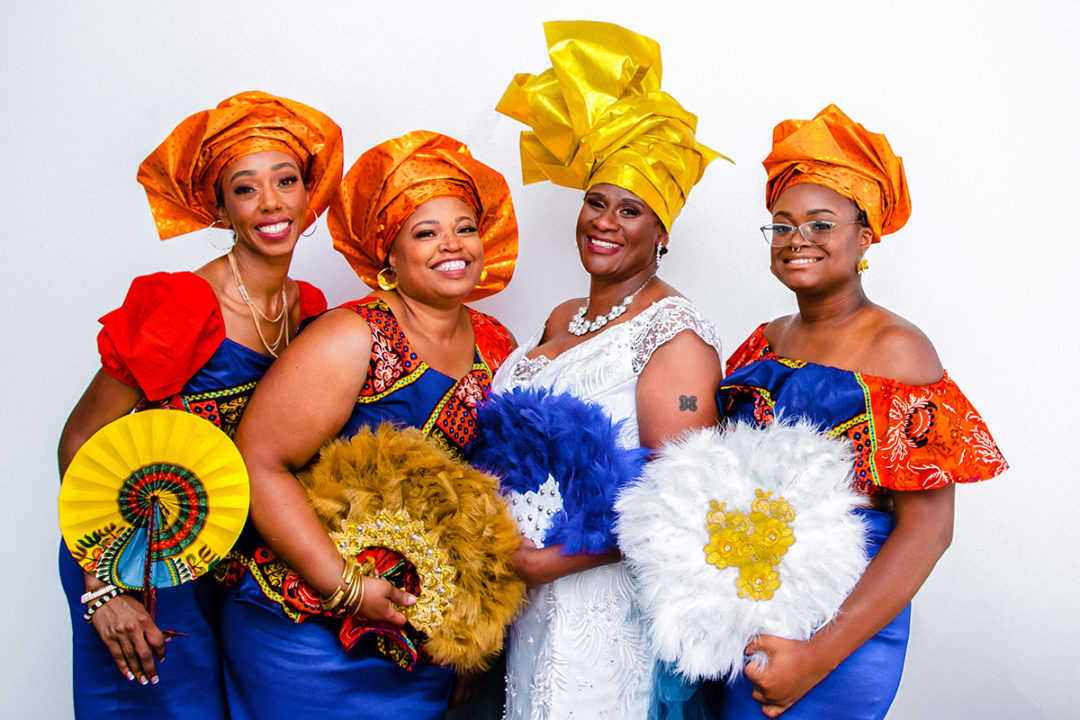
[720,325,1007,495]
[328,130,518,302]
[137,90,343,240]
[763,104,910,242]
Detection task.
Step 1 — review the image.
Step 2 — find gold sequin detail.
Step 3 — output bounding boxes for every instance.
[330,508,456,633]
[704,489,796,601]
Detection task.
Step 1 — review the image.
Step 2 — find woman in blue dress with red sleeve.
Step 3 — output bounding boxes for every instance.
[219,130,519,719]
[57,90,342,718]
[717,105,1008,719]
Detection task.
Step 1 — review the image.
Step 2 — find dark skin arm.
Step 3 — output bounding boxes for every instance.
[234,309,415,625]
[745,484,954,716]
[59,371,168,685]
[512,324,723,587]
[746,317,952,716]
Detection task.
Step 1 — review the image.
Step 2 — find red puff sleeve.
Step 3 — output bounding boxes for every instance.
[296,280,328,320]
[97,273,224,401]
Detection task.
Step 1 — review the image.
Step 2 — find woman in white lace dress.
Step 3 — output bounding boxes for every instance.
[493,21,728,719]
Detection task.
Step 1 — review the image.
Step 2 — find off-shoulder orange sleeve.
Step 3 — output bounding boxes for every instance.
[725,324,770,376]
[97,272,224,401]
[856,373,1008,492]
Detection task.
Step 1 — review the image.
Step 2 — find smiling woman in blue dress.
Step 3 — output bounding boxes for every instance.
[716,105,1008,719]
[57,90,342,718]
[219,130,520,719]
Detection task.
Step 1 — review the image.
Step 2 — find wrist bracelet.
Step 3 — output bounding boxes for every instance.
[80,584,119,605]
[82,587,124,623]
[321,558,368,617]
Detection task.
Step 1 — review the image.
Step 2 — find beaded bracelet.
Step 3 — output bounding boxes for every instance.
[79,584,119,605]
[82,587,124,623]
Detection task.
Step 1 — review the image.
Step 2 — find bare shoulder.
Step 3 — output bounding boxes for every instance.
[548,297,584,325]
[865,309,943,385]
[280,307,373,366]
[539,298,585,341]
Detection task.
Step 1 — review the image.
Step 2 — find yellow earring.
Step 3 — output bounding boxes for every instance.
[377,267,398,291]
[856,257,869,274]
[479,268,488,283]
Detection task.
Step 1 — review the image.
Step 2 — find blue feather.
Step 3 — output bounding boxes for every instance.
[470,387,649,555]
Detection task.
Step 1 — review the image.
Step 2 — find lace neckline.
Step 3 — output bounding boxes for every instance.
[525,295,689,364]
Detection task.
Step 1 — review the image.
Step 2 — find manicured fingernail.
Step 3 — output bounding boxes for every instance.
[139,676,148,686]
[125,671,135,681]
[150,676,159,685]
[405,594,417,605]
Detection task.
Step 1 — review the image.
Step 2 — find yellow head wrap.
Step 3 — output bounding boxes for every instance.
[763,104,910,242]
[496,21,727,230]
[328,131,518,302]
[137,90,344,240]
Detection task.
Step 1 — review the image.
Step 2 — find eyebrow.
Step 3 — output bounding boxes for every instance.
[412,216,476,227]
[586,191,645,209]
[772,207,840,219]
[226,162,299,183]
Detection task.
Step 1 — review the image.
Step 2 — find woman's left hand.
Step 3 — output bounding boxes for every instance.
[742,635,829,717]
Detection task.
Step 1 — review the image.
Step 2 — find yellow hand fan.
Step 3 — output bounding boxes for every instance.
[59,409,249,610]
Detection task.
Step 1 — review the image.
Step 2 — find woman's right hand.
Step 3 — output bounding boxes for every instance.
[89,594,167,685]
[355,575,416,627]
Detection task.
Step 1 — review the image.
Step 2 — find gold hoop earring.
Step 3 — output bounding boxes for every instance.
[377,267,398,291]
[207,220,235,251]
[301,208,319,238]
[857,257,869,274]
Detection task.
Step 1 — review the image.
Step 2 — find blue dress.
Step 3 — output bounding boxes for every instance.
[709,325,1006,720]
[218,296,514,720]
[59,272,325,719]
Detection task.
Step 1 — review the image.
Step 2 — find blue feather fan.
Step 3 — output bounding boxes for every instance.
[470,386,649,555]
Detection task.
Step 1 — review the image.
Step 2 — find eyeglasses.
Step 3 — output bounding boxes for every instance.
[759,220,861,247]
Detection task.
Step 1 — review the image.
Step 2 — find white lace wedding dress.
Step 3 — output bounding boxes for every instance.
[494,295,721,720]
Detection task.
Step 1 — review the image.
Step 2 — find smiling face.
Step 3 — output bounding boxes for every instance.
[576,183,668,282]
[387,196,483,305]
[217,150,310,259]
[768,183,872,294]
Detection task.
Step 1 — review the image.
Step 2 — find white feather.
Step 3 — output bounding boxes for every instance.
[614,420,869,682]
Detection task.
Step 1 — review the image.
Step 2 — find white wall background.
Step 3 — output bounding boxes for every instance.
[3,1,1076,717]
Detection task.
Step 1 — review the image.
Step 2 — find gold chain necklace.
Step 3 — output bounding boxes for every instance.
[227,251,289,357]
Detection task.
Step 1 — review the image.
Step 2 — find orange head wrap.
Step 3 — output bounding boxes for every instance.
[137,90,344,240]
[763,104,910,242]
[329,130,518,302]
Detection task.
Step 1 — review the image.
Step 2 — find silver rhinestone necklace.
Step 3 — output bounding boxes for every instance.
[567,275,655,336]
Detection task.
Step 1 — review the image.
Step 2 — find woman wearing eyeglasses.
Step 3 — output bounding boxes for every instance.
[715,105,1007,719]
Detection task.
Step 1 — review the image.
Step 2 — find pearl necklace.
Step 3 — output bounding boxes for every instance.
[568,275,655,336]
[227,251,289,357]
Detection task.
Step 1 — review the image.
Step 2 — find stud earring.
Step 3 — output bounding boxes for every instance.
[856,257,869,274]
[479,268,488,283]
[377,267,398,291]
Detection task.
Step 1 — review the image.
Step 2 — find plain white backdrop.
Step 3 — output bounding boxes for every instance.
[3,1,1076,717]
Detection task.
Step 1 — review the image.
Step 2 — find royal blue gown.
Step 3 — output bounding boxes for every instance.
[60,272,325,718]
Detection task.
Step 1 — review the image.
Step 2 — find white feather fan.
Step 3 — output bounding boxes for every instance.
[614,420,869,682]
